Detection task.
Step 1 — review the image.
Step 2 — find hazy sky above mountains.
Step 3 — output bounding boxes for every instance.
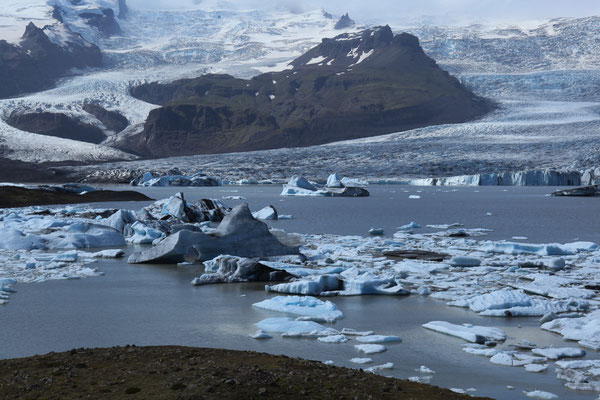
[128,0,600,24]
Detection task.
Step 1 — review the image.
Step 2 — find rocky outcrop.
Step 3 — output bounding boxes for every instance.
[79,8,122,37]
[118,0,129,19]
[128,204,301,264]
[83,103,129,133]
[6,112,106,144]
[0,22,102,99]
[552,186,600,197]
[334,13,355,30]
[125,26,493,157]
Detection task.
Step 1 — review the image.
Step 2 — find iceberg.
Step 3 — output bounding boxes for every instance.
[354,344,387,354]
[355,335,402,344]
[531,347,586,360]
[252,205,278,220]
[423,321,506,344]
[255,317,338,337]
[192,256,294,285]
[252,295,343,321]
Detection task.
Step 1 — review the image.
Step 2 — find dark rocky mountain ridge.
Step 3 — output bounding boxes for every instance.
[125,26,493,157]
[0,22,102,99]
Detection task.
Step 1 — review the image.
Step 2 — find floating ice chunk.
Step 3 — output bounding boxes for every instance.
[408,195,421,199]
[481,241,598,256]
[426,223,463,229]
[318,335,349,343]
[524,364,548,373]
[365,362,393,373]
[88,249,125,258]
[399,222,421,230]
[341,328,374,336]
[531,347,586,360]
[524,390,558,399]
[278,215,293,220]
[46,223,126,249]
[417,365,435,374]
[126,221,165,244]
[340,177,368,188]
[350,358,373,364]
[355,335,402,344]
[541,310,600,348]
[368,228,384,236]
[253,295,343,321]
[326,173,343,188]
[0,228,46,250]
[490,352,514,366]
[252,206,278,220]
[452,289,531,313]
[266,275,342,296]
[286,176,317,191]
[52,250,78,263]
[449,256,481,267]
[162,192,187,220]
[256,317,338,337]
[354,344,387,354]
[450,388,466,394]
[423,321,506,344]
[104,209,137,234]
[249,330,272,339]
[340,274,408,296]
[555,359,600,391]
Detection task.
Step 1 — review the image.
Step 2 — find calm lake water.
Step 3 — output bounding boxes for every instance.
[2,185,599,400]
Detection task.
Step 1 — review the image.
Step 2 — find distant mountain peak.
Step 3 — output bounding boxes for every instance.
[334,13,355,30]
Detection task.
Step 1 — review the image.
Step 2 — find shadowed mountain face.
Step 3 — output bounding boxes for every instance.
[123,26,494,157]
[0,23,102,99]
[6,112,106,144]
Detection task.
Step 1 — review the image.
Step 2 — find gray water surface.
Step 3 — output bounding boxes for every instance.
[3,185,599,400]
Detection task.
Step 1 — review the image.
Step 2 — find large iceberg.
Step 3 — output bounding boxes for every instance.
[192,256,294,285]
[128,204,301,264]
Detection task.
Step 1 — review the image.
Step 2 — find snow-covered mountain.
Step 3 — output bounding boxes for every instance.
[0,0,599,174]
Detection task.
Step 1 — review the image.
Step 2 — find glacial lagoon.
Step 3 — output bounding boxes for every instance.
[1,184,599,400]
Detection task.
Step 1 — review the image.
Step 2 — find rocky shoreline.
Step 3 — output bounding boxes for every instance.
[0,346,488,400]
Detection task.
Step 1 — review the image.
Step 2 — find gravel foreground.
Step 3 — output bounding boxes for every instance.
[0,346,491,399]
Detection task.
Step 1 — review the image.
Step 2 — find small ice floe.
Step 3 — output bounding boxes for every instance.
[448,288,588,317]
[249,330,272,339]
[255,317,338,337]
[450,388,466,394]
[524,390,558,399]
[318,335,349,343]
[365,362,393,373]
[350,358,373,364]
[426,223,463,229]
[323,360,334,365]
[368,228,384,236]
[555,359,600,391]
[408,376,432,383]
[355,335,402,344]
[422,321,506,344]
[531,347,586,360]
[87,249,125,258]
[524,364,548,373]
[398,221,421,230]
[490,352,515,366]
[354,344,387,354]
[223,196,246,200]
[252,205,278,220]
[512,236,528,240]
[253,295,343,321]
[341,328,374,336]
[462,344,500,357]
[416,365,435,374]
[278,215,293,219]
[408,195,421,199]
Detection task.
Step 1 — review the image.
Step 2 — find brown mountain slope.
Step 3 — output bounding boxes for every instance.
[125,26,494,157]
